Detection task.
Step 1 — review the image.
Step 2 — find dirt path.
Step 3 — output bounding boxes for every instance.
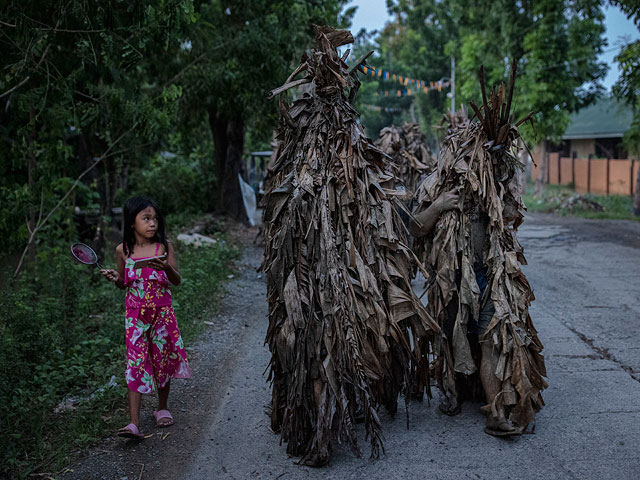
[59,231,266,480]
[61,213,640,479]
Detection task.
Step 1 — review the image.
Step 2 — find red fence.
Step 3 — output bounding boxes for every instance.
[530,152,638,196]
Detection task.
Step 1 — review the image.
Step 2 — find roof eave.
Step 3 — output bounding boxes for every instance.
[562,132,625,140]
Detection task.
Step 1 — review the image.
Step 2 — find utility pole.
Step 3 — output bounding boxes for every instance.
[451,55,455,113]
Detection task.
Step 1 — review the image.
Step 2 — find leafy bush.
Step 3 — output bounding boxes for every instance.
[0,235,238,478]
[125,138,214,216]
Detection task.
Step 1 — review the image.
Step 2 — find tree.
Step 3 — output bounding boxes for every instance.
[354,0,455,142]
[611,1,640,214]
[0,0,196,264]
[179,0,353,222]
[438,1,607,196]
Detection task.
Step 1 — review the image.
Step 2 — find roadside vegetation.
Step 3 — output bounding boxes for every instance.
[523,182,638,221]
[0,227,238,478]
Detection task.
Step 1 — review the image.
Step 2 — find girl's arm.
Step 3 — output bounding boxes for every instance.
[164,242,181,286]
[149,242,181,285]
[101,244,127,289]
[114,244,126,289]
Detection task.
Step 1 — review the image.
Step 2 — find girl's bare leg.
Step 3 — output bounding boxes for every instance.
[155,380,173,426]
[128,390,142,426]
[158,380,170,411]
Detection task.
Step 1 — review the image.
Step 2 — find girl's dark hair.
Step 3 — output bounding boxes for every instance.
[122,196,168,257]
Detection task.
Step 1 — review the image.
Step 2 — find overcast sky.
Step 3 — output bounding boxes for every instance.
[344,0,639,91]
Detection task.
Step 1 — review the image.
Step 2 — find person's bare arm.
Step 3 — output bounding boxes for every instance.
[148,242,181,286]
[101,244,127,289]
[409,190,459,238]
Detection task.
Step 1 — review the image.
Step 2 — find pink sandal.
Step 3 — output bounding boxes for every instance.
[153,409,174,427]
[117,423,144,439]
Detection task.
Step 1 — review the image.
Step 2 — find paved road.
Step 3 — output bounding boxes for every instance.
[182,213,640,480]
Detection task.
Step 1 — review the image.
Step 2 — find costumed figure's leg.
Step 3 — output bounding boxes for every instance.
[302,376,330,467]
[438,296,463,416]
[477,300,521,436]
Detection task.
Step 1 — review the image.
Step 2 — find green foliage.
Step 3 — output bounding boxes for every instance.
[348,30,420,138]
[0,0,197,254]
[453,0,607,143]
[613,15,640,155]
[362,0,607,145]
[0,237,237,478]
[352,1,453,141]
[127,135,213,214]
[0,255,124,476]
[183,0,353,136]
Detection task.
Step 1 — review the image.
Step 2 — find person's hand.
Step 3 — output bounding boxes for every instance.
[147,256,169,271]
[101,269,120,283]
[435,189,459,213]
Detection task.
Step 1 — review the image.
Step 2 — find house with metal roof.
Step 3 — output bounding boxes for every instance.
[530,96,638,197]
[561,96,633,159]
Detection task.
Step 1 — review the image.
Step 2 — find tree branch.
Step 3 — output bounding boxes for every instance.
[160,53,207,90]
[13,123,139,278]
[0,24,54,99]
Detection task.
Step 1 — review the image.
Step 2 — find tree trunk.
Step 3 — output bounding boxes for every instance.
[409,100,417,123]
[209,109,229,200]
[27,105,37,261]
[208,109,249,223]
[534,139,549,199]
[93,159,113,256]
[634,160,640,216]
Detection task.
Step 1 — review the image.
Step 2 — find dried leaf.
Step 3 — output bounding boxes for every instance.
[413,69,547,430]
[262,26,438,462]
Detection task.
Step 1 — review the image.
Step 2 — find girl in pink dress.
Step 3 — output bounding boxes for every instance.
[101,196,191,438]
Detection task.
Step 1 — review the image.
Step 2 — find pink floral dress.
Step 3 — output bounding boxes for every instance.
[124,243,191,394]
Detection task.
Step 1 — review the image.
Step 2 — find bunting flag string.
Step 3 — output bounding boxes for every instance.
[362,104,405,113]
[346,55,450,93]
[373,89,438,97]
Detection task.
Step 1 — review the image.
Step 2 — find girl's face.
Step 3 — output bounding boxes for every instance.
[133,206,158,240]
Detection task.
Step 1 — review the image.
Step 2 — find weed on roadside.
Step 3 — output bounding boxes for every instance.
[0,234,238,479]
[522,182,639,221]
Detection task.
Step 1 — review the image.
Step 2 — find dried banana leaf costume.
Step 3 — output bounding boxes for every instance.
[413,72,547,430]
[376,123,434,277]
[375,123,435,197]
[262,26,438,463]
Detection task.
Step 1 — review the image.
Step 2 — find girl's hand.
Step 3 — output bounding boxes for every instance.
[101,269,120,283]
[147,257,169,271]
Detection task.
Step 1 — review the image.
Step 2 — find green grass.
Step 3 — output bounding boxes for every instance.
[0,230,239,479]
[522,182,639,221]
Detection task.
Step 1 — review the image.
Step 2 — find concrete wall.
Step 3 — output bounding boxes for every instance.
[570,139,595,158]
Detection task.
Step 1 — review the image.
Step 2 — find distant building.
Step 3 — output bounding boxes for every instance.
[530,97,638,196]
[558,96,633,159]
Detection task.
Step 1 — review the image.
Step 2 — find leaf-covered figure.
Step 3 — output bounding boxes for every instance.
[411,65,547,435]
[375,123,435,197]
[261,26,438,466]
[376,123,436,277]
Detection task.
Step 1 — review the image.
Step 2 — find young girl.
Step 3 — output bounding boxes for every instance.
[101,196,191,438]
